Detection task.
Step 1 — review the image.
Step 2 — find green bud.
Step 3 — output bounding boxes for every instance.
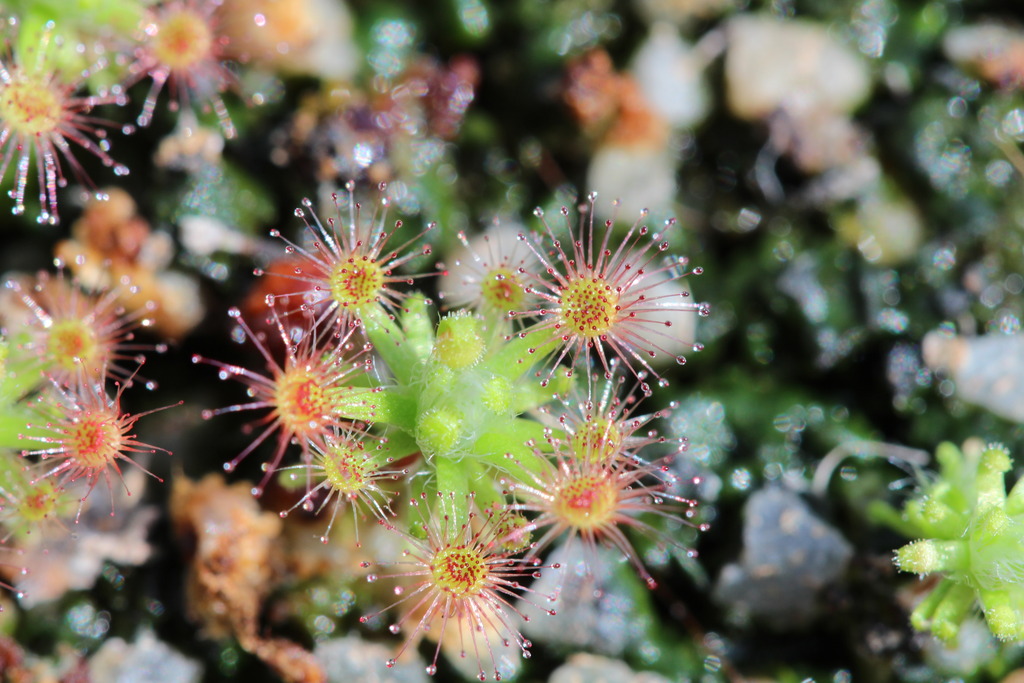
[417,406,465,456]
[481,375,513,415]
[896,539,965,574]
[434,313,485,369]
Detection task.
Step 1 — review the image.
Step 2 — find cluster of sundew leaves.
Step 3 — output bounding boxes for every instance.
[873,441,1024,643]
[193,182,709,678]
[0,0,243,225]
[0,265,177,553]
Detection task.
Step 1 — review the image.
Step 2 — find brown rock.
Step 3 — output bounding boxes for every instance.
[171,474,325,683]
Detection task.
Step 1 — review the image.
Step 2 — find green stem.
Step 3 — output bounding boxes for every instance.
[0,337,43,405]
[473,419,552,482]
[0,406,43,451]
[483,331,559,381]
[360,306,417,386]
[467,459,504,511]
[333,387,417,428]
[434,455,469,526]
[401,295,436,363]
[375,428,421,465]
[935,442,964,484]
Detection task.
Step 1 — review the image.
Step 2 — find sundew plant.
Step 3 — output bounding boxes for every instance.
[8,0,1024,682]
[193,185,709,678]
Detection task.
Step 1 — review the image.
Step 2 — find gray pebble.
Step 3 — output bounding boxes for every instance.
[713,487,852,627]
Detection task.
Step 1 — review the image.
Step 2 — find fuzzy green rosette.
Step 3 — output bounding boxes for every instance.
[883,442,1024,642]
